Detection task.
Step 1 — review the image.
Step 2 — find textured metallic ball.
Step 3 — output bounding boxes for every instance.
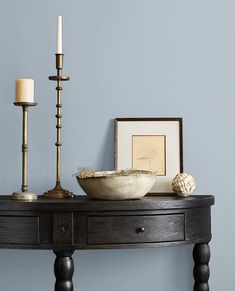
[172,173,196,197]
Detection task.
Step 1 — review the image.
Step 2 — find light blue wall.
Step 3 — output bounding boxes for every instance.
[0,0,231,290]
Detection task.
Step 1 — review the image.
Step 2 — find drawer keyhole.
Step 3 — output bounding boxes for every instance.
[136,227,145,233]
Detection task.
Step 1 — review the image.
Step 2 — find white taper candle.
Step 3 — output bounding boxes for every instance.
[57,15,62,54]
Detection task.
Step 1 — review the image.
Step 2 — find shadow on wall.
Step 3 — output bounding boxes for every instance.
[95,119,115,171]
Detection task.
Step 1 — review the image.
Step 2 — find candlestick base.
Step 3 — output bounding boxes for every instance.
[44,183,73,199]
[11,191,38,201]
[14,102,37,107]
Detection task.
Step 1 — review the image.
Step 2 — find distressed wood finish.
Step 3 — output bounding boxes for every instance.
[193,243,210,291]
[87,214,184,245]
[54,250,74,291]
[0,215,39,244]
[0,194,214,291]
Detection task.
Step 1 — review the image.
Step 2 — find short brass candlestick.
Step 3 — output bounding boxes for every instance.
[11,102,38,200]
[44,54,73,199]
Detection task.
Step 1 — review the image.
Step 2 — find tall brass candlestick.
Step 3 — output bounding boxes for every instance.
[11,102,38,200]
[44,54,73,198]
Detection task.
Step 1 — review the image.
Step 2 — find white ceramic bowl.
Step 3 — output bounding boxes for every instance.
[76,170,156,200]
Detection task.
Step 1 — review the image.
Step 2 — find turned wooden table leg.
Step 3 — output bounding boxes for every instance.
[53,250,74,291]
[193,243,210,291]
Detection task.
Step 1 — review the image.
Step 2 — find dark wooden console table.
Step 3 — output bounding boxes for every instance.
[0,195,214,291]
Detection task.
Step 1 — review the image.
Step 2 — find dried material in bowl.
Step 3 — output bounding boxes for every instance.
[76,170,156,200]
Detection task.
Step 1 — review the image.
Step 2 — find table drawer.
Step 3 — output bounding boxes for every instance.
[87,214,184,245]
[0,216,39,245]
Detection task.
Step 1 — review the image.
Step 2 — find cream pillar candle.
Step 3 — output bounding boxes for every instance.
[15,79,34,103]
[57,15,62,54]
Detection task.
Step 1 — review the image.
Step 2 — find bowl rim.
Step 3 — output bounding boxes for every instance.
[77,169,156,179]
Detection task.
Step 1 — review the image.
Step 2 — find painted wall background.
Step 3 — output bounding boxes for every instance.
[0,0,232,290]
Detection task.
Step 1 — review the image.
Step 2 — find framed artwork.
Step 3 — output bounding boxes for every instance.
[115,118,183,193]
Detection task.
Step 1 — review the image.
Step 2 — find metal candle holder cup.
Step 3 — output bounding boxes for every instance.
[44,54,73,198]
[11,102,38,200]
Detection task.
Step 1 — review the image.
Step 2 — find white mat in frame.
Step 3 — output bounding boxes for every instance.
[115,118,183,193]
